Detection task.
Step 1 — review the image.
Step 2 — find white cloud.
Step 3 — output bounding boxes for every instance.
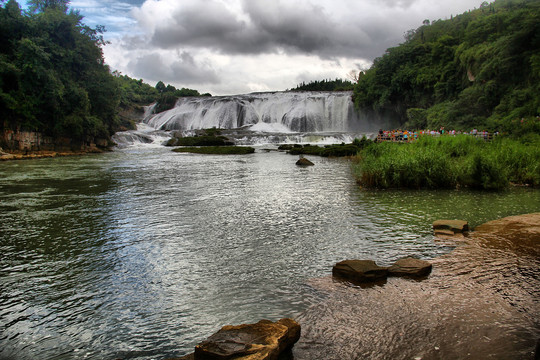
[96,0,481,95]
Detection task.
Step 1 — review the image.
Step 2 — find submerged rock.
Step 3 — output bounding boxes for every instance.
[332,260,388,284]
[177,318,300,360]
[433,219,469,235]
[296,158,314,166]
[388,257,432,278]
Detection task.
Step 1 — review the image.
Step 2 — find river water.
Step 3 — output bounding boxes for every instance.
[0,145,539,359]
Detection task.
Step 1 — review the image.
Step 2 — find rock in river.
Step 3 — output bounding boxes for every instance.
[388,257,432,278]
[296,158,314,166]
[433,219,469,236]
[176,318,301,360]
[332,260,388,284]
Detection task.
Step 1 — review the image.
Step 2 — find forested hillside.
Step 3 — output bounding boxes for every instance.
[0,0,122,140]
[353,0,540,132]
[0,0,206,144]
[292,78,354,92]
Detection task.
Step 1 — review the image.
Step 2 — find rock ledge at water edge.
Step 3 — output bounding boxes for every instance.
[174,318,301,360]
[332,257,433,284]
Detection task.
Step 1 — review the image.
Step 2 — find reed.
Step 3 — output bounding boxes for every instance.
[353,135,540,190]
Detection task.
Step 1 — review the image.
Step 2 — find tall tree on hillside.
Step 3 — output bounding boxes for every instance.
[27,0,69,13]
[0,0,121,139]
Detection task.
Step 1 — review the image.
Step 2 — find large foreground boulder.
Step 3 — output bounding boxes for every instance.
[332,260,388,284]
[388,257,432,278]
[178,318,300,360]
[433,219,469,236]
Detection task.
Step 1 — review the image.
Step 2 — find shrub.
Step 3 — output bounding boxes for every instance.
[353,135,539,190]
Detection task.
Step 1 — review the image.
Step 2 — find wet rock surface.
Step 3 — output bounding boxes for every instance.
[295,158,314,166]
[433,219,469,235]
[177,318,300,360]
[332,259,388,284]
[387,257,432,278]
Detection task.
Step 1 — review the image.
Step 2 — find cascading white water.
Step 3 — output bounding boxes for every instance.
[144,91,372,133]
[111,123,171,148]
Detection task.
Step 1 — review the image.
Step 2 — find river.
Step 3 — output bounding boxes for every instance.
[1,144,539,359]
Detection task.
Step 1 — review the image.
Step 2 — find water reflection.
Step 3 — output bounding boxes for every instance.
[0,148,539,359]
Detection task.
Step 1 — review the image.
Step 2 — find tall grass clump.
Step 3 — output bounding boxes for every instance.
[353,141,456,189]
[492,137,540,186]
[353,135,540,190]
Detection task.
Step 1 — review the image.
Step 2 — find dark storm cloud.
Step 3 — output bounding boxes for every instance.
[148,0,403,60]
[127,51,220,85]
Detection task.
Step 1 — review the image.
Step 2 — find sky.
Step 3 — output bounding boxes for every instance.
[66,0,482,95]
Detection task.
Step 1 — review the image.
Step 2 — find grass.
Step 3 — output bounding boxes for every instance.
[352,135,540,190]
[166,135,233,147]
[172,146,255,155]
[166,128,233,147]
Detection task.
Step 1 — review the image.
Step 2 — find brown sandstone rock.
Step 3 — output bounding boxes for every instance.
[388,257,432,278]
[332,260,388,283]
[296,158,314,166]
[433,219,469,235]
[189,318,300,360]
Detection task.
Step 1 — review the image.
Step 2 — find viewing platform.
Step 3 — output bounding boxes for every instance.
[376,130,498,142]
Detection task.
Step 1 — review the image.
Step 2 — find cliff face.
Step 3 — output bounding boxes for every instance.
[0,129,109,154]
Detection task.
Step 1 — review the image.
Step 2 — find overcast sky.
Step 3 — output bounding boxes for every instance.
[68,0,482,95]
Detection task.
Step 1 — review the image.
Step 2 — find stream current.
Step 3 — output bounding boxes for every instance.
[0,144,539,359]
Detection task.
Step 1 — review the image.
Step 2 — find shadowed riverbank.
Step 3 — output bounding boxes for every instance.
[294,213,540,360]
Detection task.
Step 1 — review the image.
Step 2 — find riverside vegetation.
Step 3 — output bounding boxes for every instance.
[347,0,540,191]
[352,135,540,190]
[352,0,540,132]
[0,0,207,149]
[167,128,255,155]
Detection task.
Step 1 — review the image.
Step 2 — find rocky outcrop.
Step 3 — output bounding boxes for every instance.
[471,212,540,256]
[332,260,388,284]
[0,129,110,160]
[176,318,301,360]
[388,257,432,278]
[296,158,314,166]
[433,219,469,236]
[333,257,433,284]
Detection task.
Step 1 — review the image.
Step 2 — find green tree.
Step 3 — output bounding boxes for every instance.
[28,0,69,14]
[353,0,540,132]
[155,80,166,93]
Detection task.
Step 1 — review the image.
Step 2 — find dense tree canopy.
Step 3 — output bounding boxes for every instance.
[292,78,354,92]
[353,0,540,132]
[0,0,208,140]
[153,82,211,113]
[0,0,122,139]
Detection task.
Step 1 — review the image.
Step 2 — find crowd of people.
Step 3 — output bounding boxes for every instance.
[376,128,498,142]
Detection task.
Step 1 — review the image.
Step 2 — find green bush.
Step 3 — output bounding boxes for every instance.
[461,153,508,190]
[353,135,539,190]
[353,141,456,189]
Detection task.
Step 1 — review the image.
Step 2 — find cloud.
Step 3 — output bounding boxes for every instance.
[98,0,480,95]
[139,0,399,60]
[127,51,220,85]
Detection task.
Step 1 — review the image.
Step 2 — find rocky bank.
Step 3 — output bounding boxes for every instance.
[0,129,109,160]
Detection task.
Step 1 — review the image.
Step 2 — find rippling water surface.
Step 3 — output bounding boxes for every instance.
[0,146,539,359]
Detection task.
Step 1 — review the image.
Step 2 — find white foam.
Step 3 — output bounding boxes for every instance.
[249,122,293,133]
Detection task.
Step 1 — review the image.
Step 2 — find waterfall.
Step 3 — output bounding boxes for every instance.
[143,102,158,122]
[111,123,171,149]
[144,91,377,133]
